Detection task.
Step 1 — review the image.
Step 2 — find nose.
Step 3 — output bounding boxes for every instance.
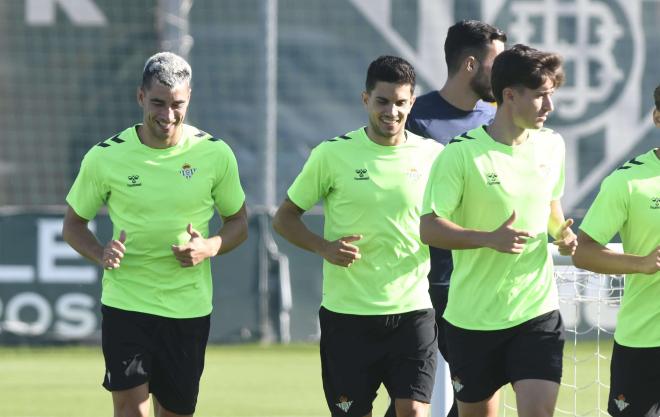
[543,95,554,113]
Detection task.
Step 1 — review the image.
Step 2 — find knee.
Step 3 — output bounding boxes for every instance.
[394,400,429,417]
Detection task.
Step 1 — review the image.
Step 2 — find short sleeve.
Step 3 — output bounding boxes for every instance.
[287,144,333,211]
[212,142,246,217]
[65,150,108,220]
[422,144,464,218]
[551,135,566,200]
[579,174,628,246]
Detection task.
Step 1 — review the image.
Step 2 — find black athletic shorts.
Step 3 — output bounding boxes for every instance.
[608,341,660,417]
[445,309,564,403]
[319,306,437,417]
[101,304,210,415]
[429,284,450,360]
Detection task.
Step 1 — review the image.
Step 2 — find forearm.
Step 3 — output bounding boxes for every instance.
[214,216,248,255]
[420,214,491,250]
[547,200,565,240]
[62,218,103,266]
[573,241,644,274]
[273,209,327,255]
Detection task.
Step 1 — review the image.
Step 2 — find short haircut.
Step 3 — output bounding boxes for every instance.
[654,85,660,110]
[141,52,192,90]
[491,44,564,104]
[445,20,507,75]
[365,55,416,93]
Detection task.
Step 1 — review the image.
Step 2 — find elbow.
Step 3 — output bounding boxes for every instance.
[419,215,433,246]
[571,250,585,269]
[272,209,286,237]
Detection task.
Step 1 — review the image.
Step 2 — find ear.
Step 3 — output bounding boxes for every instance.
[361,90,369,106]
[502,87,515,104]
[137,87,145,107]
[654,108,660,128]
[465,56,478,73]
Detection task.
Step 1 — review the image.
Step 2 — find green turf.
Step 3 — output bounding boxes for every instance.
[0,341,612,417]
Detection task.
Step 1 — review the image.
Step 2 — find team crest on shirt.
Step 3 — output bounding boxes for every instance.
[651,197,660,209]
[613,394,629,411]
[335,395,353,412]
[354,168,369,180]
[486,172,500,185]
[179,163,197,179]
[406,167,422,182]
[451,376,464,393]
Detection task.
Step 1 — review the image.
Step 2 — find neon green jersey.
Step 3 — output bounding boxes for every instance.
[579,149,660,347]
[423,126,565,330]
[287,128,443,315]
[66,124,245,318]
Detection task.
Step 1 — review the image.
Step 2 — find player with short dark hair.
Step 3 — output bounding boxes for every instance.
[399,19,507,417]
[62,51,248,417]
[572,85,660,417]
[420,44,577,417]
[273,55,442,417]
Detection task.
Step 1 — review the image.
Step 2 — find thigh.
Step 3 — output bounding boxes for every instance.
[384,309,437,404]
[319,307,383,417]
[506,310,564,384]
[101,305,154,391]
[444,321,507,403]
[149,314,210,416]
[608,342,660,417]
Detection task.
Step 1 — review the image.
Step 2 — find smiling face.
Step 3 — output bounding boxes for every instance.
[509,77,556,130]
[362,81,415,145]
[137,80,191,147]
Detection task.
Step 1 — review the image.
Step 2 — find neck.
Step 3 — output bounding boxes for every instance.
[137,124,182,149]
[655,148,660,160]
[365,126,406,146]
[438,78,480,111]
[486,112,528,146]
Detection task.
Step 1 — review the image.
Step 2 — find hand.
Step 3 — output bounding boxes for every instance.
[552,218,578,256]
[487,211,533,254]
[171,223,217,268]
[318,235,362,267]
[639,245,660,275]
[103,230,126,269]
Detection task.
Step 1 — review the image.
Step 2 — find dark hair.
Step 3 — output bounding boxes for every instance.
[654,85,660,110]
[445,20,507,75]
[491,44,564,104]
[365,55,416,93]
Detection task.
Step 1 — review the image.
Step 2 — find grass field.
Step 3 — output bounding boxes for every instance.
[0,341,613,417]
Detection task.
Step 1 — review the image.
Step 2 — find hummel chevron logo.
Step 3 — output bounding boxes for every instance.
[486,172,500,185]
[354,168,369,180]
[126,175,142,187]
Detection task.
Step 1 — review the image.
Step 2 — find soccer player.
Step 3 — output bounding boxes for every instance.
[393,20,507,417]
[62,52,248,417]
[420,44,577,417]
[272,55,442,417]
[572,85,660,417]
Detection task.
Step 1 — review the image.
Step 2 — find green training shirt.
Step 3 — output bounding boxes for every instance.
[66,124,245,318]
[579,149,660,347]
[287,128,443,315]
[423,126,565,330]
